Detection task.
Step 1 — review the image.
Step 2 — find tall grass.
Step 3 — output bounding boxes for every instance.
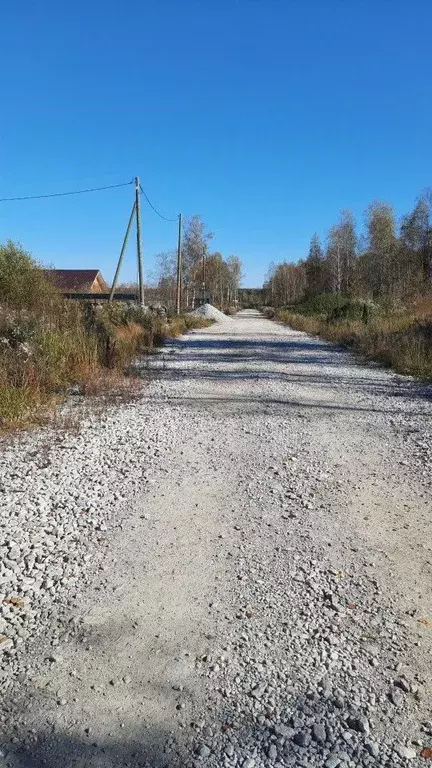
[0,241,211,428]
[273,296,432,380]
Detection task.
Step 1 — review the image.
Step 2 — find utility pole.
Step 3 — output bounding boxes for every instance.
[202,246,206,305]
[109,202,137,302]
[176,213,182,315]
[135,176,144,306]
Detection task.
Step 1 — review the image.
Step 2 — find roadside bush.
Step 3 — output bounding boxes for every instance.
[291,293,348,317]
[0,241,60,311]
[183,315,211,330]
[0,240,217,428]
[262,306,275,319]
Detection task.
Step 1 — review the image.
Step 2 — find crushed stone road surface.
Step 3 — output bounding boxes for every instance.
[1,310,431,768]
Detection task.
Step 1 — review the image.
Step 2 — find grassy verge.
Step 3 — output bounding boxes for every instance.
[0,242,210,429]
[0,306,210,430]
[270,294,432,380]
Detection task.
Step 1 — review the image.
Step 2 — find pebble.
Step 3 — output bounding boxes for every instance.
[394,744,417,759]
[348,715,370,736]
[312,723,327,743]
[197,744,211,758]
[390,688,405,708]
[325,755,341,768]
[294,730,312,748]
[365,741,380,757]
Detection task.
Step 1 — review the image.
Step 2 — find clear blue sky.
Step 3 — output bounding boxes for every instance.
[1,0,432,287]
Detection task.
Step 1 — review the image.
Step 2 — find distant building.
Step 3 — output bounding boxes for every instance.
[42,269,109,294]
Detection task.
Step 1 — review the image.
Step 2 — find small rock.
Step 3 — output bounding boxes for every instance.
[250,681,267,699]
[325,756,341,768]
[389,688,404,707]
[394,744,416,760]
[312,723,327,743]
[395,677,411,694]
[197,744,211,758]
[348,715,370,736]
[293,730,311,747]
[365,741,380,757]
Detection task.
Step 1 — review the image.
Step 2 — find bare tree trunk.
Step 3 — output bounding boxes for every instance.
[336,245,342,294]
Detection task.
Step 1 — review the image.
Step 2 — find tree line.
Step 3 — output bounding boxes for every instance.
[264,191,432,307]
[137,215,243,310]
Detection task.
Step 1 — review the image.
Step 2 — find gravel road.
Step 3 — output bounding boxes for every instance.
[1,310,431,768]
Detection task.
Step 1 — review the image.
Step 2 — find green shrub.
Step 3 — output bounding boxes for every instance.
[0,387,42,426]
[0,241,60,311]
[291,293,349,317]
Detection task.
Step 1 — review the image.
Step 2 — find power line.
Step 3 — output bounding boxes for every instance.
[0,180,133,202]
[139,184,178,223]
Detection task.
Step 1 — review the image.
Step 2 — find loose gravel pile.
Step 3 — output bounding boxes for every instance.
[190,303,233,322]
[0,310,431,768]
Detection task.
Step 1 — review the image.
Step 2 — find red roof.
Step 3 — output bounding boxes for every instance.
[42,269,108,292]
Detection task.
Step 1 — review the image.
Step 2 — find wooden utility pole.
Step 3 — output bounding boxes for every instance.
[201,246,206,305]
[135,176,144,306]
[176,213,182,315]
[109,201,137,302]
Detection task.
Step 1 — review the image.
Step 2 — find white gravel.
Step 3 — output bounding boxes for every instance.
[0,309,431,768]
[190,302,233,322]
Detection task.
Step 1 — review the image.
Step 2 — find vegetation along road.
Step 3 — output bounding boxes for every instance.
[1,310,432,768]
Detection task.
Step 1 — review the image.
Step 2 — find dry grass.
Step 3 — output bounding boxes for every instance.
[276,302,432,380]
[0,287,213,430]
[79,369,142,399]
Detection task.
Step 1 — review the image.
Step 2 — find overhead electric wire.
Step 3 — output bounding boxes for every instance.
[0,180,133,202]
[139,184,178,223]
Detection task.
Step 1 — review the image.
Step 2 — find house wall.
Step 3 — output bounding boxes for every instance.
[91,275,106,294]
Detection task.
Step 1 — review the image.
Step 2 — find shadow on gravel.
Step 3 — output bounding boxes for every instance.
[5,694,392,768]
[151,336,432,407]
[5,728,181,768]
[162,393,432,418]
[173,337,332,354]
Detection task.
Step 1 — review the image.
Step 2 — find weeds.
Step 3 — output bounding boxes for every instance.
[0,240,212,429]
[273,294,432,380]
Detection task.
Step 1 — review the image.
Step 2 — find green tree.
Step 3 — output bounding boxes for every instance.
[182,215,213,307]
[305,233,327,297]
[401,191,432,285]
[226,254,243,305]
[325,211,357,295]
[365,202,397,296]
[153,249,177,307]
[0,240,59,311]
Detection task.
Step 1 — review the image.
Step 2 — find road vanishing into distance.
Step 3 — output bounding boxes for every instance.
[1,310,431,767]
